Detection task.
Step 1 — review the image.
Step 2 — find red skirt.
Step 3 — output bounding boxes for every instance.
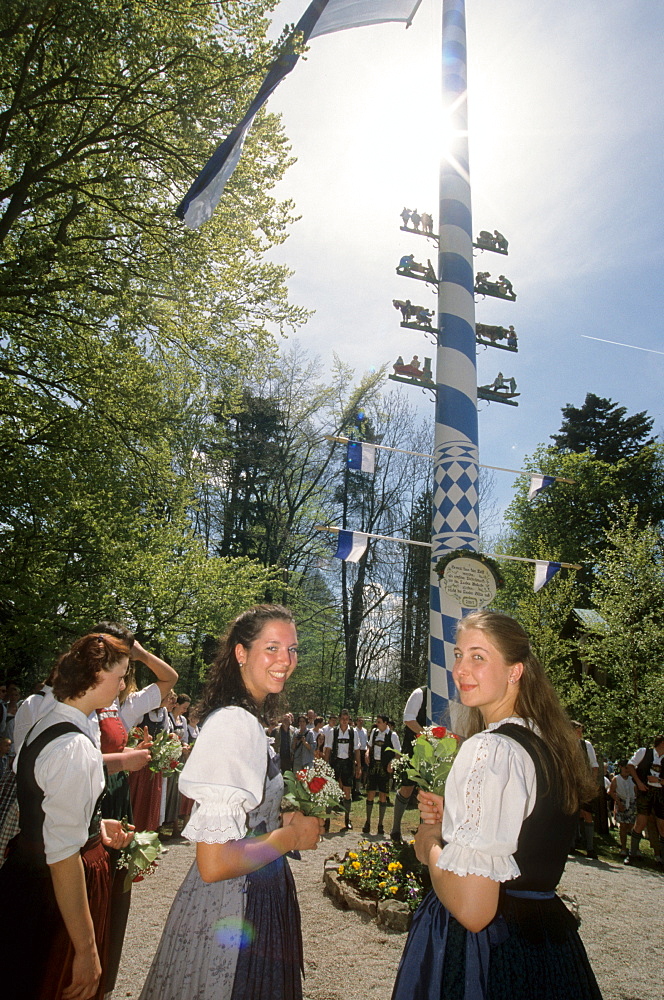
[128,767,162,831]
[0,833,112,1000]
[40,835,112,1000]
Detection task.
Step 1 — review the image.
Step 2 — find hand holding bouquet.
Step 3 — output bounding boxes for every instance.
[398,726,460,796]
[281,758,344,817]
[116,818,164,891]
[127,727,184,775]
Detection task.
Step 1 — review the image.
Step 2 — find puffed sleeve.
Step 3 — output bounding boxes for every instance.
[180,706,267,844]
[437,730,537,882]
[119,682,162,729]
[35,734,105,865]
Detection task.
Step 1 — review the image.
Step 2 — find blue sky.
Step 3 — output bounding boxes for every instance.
[263,0,664,528]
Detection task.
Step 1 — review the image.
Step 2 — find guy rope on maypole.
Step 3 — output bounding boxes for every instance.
[430,0,479,728]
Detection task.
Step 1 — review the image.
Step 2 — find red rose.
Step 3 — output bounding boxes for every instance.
[132,875,144,882]
[431,727,447,739]
[307,776,326,794]
[169,759,179,769]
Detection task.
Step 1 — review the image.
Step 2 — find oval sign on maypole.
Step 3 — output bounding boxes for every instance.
[440,557,496,609]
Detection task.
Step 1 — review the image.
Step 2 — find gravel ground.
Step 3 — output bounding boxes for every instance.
[114,815,662,1000]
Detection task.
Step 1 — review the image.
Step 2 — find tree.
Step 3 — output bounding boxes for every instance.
[551,393,654,462]
[0,2,309,677]
[203,348,386,583]
[502,444,664,600]
[575,508,664,757]
[331,394,432,705]
[399,488,431,693]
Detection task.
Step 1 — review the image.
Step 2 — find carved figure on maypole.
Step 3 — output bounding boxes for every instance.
[400,208,437,242]
[473,229,509,255]
[475,323,518,352]
[389,355,435,389]
[474,270,517,300]
[477,372,520,406]
[393,299,436,330]
[397,254,438,286]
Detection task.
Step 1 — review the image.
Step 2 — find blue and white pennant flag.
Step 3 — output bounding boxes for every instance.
[177,1,422,228]
[333,530,369,562]
[528,474,556,500]
[347,441,376,473]
[533,560,561,592]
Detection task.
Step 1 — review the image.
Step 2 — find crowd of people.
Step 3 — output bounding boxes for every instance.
[0,605,661,999]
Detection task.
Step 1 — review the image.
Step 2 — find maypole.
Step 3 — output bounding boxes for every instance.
[429,0,479,726]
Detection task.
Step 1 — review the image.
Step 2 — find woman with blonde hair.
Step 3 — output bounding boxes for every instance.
[392,610,603,1000]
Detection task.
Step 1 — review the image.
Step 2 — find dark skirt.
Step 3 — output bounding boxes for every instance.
[392,889,603,1000]
[102,769,133,992]
[230,854,303,1000]
[140,851,303,1000]
[0,834,112,1000]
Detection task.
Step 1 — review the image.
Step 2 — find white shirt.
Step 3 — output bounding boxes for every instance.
[118,682,162,731]
[181,706,268,845]
[368,726,401,760]
[629,746,663,784]
[403,687,425,723]
[16,701,105,865]
[13,686,56,755]
[354,725,368,751]
[614,773,636,808]
[437,717,538,883]
[324,725,354,758]
[580,738,598,769]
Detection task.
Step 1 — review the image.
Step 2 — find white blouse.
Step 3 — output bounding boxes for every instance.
[118,682,162,731]
[17,701,105,865]
[437,717,538,883]
[180,706,268,845]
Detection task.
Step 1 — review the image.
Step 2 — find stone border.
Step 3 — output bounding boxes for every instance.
[323,859,412,932]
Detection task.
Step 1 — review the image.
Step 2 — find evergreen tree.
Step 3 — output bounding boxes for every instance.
[551,393,654,462]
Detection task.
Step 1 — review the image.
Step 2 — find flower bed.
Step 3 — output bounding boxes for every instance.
[336,838,431,914]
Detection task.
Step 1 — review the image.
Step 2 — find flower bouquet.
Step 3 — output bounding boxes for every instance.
[116,820,164,891]
[397,726,460,796]
[281,758,344,817]
[127,727,184,775]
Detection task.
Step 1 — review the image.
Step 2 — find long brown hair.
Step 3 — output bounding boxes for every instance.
[456,610,596,813]
[198,605,295,726]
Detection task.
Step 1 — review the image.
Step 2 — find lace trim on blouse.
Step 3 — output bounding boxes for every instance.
[183,803,247,845]
[455,730,492,847]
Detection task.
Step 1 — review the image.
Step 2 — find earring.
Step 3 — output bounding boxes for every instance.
[509,677,516,684]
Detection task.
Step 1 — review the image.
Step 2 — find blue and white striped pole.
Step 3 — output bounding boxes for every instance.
[428,0,479,726]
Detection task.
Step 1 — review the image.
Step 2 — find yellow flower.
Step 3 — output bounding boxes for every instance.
[348,851,358,860]
[338,865,345,874]
[352,861,361,870]
[389,885,399,894]
[378,881,387,889]
[387,861,402,872]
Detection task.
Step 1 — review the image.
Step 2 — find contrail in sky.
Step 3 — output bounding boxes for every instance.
[582,335,664,356]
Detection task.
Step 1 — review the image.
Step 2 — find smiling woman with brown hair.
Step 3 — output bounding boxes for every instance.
[0,633,135,1000]
[140,604,322,1000]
